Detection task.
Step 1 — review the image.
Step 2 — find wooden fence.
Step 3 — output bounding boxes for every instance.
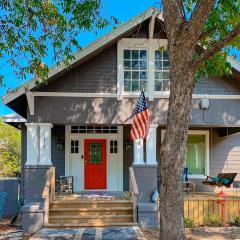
[184,198,240,225]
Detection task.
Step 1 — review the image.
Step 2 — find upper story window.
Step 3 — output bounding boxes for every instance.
[118,38,169,99]
[154,50,170,92]
[123,49,148,92]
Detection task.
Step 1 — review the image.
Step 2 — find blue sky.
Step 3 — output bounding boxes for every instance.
[0,0,239,116]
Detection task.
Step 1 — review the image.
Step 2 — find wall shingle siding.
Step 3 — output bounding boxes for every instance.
[51,126,65,178]
[39,45,117,93]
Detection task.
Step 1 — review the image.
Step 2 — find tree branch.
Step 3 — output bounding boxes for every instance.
[193,24,240,68]
[186,0,215,42]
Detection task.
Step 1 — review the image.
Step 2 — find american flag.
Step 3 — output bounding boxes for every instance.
[130,90,150,141]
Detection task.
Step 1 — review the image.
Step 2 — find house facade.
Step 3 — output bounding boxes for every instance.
[2,7,240,230]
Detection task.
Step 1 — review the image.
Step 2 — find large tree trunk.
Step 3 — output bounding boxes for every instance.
[159,58,195,240]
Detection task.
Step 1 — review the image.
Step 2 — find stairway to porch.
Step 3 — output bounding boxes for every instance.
[45,194,138,228]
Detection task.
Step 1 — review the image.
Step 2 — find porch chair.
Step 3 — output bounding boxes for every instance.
[202,173,237,188]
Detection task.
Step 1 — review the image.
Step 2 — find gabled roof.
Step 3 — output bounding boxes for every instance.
[2,7,240,106]
[2,7,162,105]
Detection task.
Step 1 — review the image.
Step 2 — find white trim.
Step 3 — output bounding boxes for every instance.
[65,125,123,191]
[117,38,168,100]
[22,91,240,100]
[161,129,209,179]
[2,7,160,105]
[26,92,34,115]
[2,115,26,123]
[228,56,240,73]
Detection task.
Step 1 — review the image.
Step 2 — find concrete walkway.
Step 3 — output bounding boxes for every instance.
[31,227,147,240]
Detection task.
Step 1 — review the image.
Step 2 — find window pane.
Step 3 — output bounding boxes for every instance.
[132,50,138,59]
[140,61,147,70]
[124,81,131,91]
[132,71,139,80]
[124,71,131,80]
[155,72,163,80]
[155,61,162,70]
[140,50,147,60]
[163,61,170,70]
[162,80,170,91]
[132,81,139,91]
[163,50,169,60]
[154,80,162,91]
[124,50,130,59]
[185,135,205,175]
[155,51,162,60]
[140,81,147,91]
[163,72,170,79]
[132,61,139,70]
[89,143,102,164]
[140,71,147,79]
[124,60,131,70]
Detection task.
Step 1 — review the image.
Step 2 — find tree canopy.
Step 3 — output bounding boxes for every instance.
[0,119,21,177]
[0,0,118,86]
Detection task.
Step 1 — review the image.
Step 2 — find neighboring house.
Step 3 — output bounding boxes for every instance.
[2,7,240,230]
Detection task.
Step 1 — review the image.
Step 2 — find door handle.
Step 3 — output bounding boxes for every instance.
[81,155,84,159]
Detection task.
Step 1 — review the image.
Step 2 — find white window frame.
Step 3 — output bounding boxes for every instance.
[161,129,209,179]
[117,38,168,101]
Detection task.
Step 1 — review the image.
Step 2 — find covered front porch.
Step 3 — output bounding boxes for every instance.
[23,124,158,195]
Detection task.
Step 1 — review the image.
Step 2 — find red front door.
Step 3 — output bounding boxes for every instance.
[84,139,107,189]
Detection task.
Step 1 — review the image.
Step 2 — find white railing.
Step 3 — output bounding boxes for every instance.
[129,167,139,223]
[42,167,55,225]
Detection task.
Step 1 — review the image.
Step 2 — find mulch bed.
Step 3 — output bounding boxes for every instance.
[141,227,240,240]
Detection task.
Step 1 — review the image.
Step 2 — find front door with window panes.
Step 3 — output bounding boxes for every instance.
[84,139,107,189]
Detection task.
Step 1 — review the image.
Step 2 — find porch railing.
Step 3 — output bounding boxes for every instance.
[42,166,55,225]
[129,167,139,223]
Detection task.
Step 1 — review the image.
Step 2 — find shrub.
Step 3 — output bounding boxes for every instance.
[204,215,223,227]
[184,218,194,228]
[234,216,240,226]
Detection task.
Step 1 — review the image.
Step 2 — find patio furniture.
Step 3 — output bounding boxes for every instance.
[0,192,7,220]
[182,181,195,196]
[57,176,73,195]
[202,173,237,188]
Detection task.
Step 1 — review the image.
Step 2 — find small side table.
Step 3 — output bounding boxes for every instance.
[182,181,195,196]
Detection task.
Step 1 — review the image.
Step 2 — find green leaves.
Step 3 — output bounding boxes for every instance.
[0,0,116,86]
[0,118,21,177]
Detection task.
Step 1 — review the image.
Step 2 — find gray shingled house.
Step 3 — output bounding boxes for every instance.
[2,7,240,231]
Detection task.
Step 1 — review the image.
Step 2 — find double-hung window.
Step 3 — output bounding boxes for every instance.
[123,49,148,92]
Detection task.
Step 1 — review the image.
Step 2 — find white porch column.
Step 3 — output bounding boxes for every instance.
[146,125,158,165]
[39,123,53,165]
[25,123,39,165]
[133,139,145,165]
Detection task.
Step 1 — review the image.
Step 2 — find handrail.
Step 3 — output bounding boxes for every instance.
[42,166,55,225]
[129,167,139,223]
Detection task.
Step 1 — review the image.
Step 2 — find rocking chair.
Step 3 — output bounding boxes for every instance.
[202,173,237,188]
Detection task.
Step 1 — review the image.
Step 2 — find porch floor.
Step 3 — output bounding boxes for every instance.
[55,191,130,201]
